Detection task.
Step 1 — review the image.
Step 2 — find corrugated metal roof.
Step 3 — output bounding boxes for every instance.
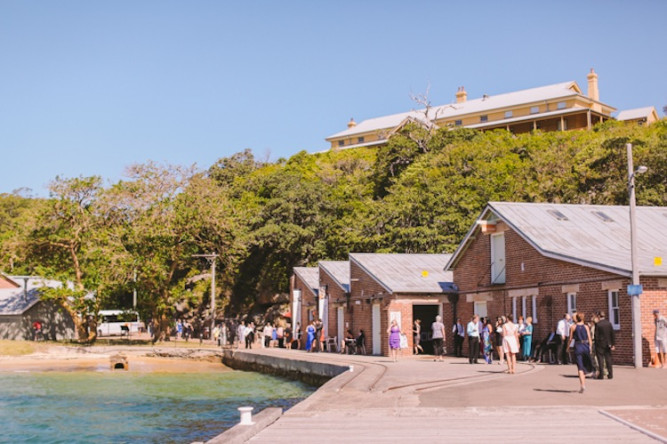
[350,253,454,294]
[293,267,319,296]
[319,260,350,293]
[326,81,595,140]
[616,107,657,121]
[448,202,667,277]
[0,277,63,315]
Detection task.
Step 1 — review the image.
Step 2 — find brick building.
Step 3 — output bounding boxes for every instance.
[291,266,319,346]
[445,202,667,366]
[318,260,350,350]
[347,253,455,357]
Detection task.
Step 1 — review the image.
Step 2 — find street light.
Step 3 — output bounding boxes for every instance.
[627,142,647,368]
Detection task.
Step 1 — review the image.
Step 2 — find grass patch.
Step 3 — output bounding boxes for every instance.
[0,340,51,356]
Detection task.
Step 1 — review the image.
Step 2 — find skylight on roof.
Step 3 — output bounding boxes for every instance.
[547,209,569,221]
[592,211,614,223]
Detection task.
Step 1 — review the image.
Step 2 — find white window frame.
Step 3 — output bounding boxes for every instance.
[511,297,517,321]
[557,101,566,110]
[608,290,620,330]
[567,292,577,315]
[532,295,538,324]
[504,110,513,119]
[474,301,488,318]
[530,106,539,114]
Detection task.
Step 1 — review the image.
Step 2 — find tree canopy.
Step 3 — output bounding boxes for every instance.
[1,120,665,340]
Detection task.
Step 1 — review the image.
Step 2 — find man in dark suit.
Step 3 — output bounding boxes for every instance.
[595,311,615,379]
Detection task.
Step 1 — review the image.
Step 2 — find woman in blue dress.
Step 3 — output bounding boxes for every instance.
[522,317,533,361]
[305,321,316,352]
[567,312,593,393]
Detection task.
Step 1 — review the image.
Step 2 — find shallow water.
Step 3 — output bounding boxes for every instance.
[0,369,315,443]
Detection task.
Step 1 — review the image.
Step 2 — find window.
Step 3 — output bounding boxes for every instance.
[480,115,488,122]
[357,136,365,144]
[608,290,620,329]
[567,292,577,315]
[512,297,517,322]
[532,295,539,323]
[490,232,506,284]
[557,101,566,110]
[504,110,513,119]
[474,301,488,318]
[338,140,344,147]
[454,120,462,126]
[530,106,539,114]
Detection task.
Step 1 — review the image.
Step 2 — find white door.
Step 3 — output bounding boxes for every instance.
[491,232,506,284]
[292,290,301,332]
[337,307,344,346]
[372,304,381,355]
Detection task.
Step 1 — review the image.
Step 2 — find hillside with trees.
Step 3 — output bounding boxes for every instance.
[0,121,665,341]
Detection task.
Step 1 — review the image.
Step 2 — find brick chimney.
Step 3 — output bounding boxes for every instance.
[587,69,599,101]
[455,86,467,104]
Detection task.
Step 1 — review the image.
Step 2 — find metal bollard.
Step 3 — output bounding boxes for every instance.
[238,406,254,425]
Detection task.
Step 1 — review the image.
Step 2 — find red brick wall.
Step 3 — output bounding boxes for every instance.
[641,277,667,366]
[290,274,318,350]
[349,260,387,355]
[319,267,347,346]
[452,225,666,366]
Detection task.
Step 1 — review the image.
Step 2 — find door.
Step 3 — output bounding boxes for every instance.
[491,232,506,284]
[337,307,344,346]
[372,303,381,355]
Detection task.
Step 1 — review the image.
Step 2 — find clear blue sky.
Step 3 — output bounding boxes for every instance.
[2,0,665,196]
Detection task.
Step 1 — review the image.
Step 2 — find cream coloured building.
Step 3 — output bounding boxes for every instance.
[326,70,657,150]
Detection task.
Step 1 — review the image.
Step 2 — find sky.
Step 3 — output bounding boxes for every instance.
[2,0,666,196]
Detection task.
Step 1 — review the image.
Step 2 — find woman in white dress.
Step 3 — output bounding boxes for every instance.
[502,316,520,374]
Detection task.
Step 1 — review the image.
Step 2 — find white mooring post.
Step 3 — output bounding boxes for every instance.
[238,406,254,425]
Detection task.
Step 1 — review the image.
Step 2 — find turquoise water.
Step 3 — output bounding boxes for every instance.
[0,370,315,443]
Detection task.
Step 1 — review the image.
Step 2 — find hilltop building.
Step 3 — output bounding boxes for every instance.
[326,70,658,150]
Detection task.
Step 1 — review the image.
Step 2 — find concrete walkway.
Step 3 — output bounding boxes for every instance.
[228,348,667,443]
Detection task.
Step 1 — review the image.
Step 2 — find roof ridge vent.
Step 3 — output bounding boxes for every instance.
[547,209,569,221]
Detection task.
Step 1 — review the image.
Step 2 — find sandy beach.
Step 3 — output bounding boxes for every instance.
[0,344,228,373]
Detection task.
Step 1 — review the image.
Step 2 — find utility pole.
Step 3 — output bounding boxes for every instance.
[193,253,219,337]
[627,143,647,368]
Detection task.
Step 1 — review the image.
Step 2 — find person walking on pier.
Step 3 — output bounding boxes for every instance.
[556,313,572,365]
[594,311,615,379]
[467,315,480,364]
[502,316,520,374]
[388,319,401,362]
[568,312,593,393]
[431,315,446,362]
[305,321,316,352]
[452,318,465,357]
[654,309,667,368]
[413,319,424,355]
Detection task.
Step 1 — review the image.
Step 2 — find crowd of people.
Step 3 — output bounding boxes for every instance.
[204,306,667,392]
